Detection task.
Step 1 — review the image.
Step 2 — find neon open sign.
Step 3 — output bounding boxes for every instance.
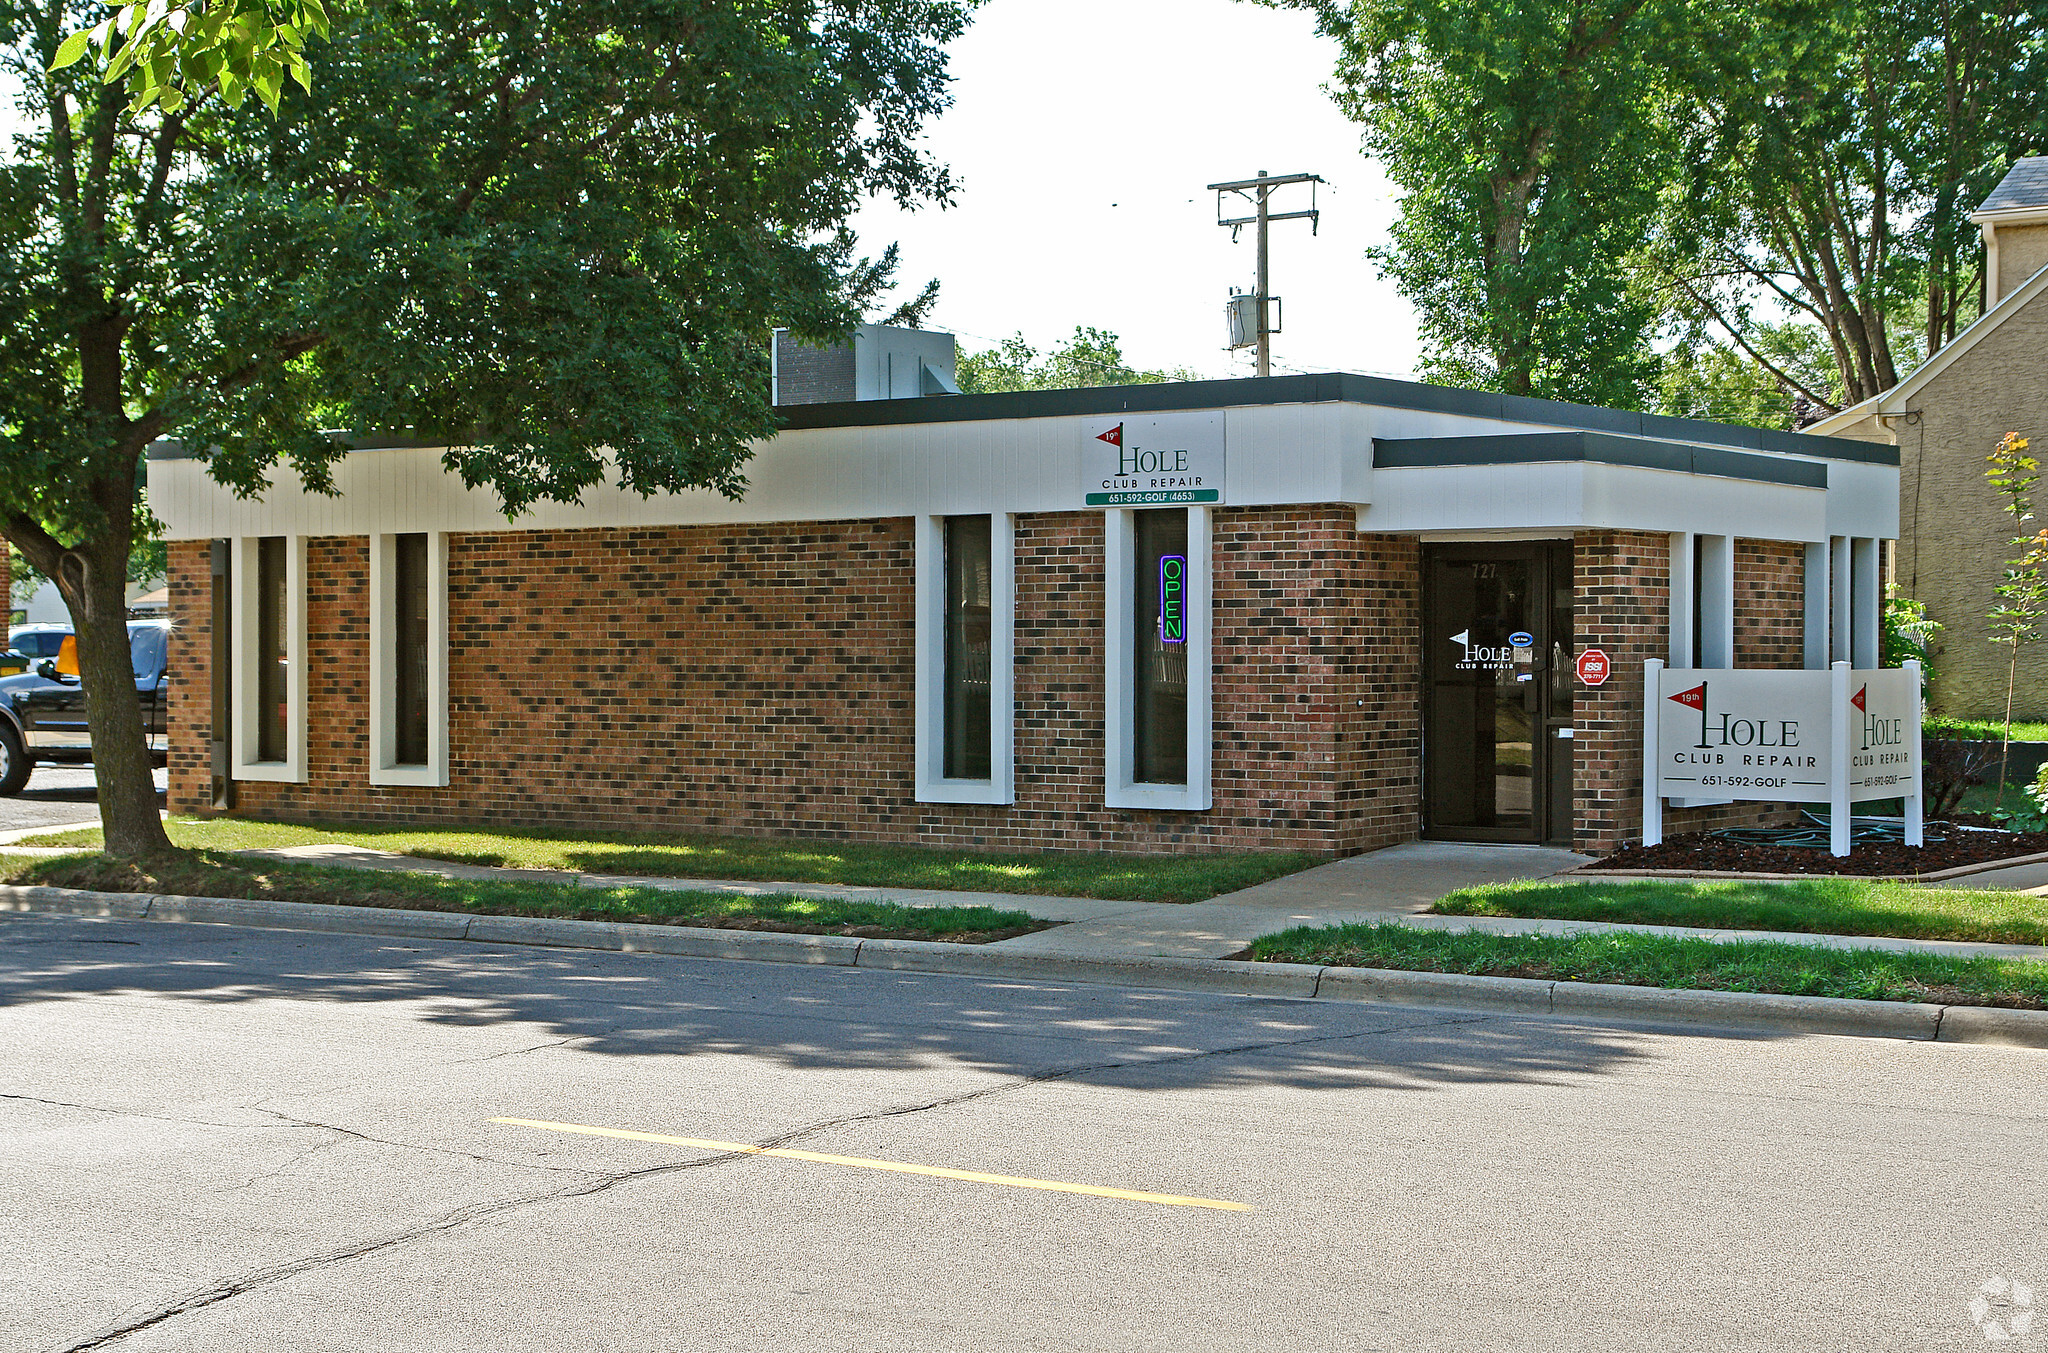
[1159,554,1187,644]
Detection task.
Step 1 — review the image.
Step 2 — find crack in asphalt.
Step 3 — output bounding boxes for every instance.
[47,1010,1493,1351]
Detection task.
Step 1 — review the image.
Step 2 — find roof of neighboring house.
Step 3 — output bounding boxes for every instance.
[1979,156,2048,214]
[1805,256,2048,435]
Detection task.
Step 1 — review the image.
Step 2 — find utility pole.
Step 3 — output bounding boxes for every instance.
[1209,170,1322,377]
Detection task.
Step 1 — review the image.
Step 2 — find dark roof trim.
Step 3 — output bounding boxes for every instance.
[147,373,1898,469]
[1372,432,1830,489]
[773,371,1896,466]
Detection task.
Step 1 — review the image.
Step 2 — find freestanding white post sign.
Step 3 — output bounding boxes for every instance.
[1829,661,1852,857]
[1904,659,1924,848]
[1644,659,1923,859]
[1643,659,1664,847]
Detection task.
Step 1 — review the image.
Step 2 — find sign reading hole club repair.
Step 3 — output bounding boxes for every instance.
[1083,412,1225,507]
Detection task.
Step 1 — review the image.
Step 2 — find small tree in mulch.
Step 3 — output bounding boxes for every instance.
[1986,432,2048,808]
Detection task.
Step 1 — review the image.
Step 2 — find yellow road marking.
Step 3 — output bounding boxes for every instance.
[490,1116,1250,1212]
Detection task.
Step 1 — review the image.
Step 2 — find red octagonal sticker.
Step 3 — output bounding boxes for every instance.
[1575,648,1612,686]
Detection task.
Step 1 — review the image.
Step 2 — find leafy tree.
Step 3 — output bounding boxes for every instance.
[1,0,973,858]
[1654,323,1843,429]
[1257,0,1681,405]
[957,328,1199,394]
[55,0,331,114]
[1656,0,2048,411]
[1986,432,2048,802]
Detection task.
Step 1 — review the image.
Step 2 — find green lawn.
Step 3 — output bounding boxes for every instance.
[1244,922,2048,1008]
[17,818,1316,904]
[1926,717,2048,743]
[2,850,1048,942]
[1431,878,2048,946]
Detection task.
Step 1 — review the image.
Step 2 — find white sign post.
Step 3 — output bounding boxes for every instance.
[1643,659,1923,858]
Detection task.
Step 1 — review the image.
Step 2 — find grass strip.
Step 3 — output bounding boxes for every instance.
[1245,922,2048,1009]
[4,850,1051,943]
[17,819,1315,905]
[1926,717,2048,743]
[1431,878,2048,946]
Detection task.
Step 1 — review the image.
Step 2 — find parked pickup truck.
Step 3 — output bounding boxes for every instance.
[0,620,170,795]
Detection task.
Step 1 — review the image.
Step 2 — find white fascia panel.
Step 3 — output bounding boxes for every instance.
[913,513,1014,805]
[1823,461,1901,539]
[1104,506,1212,812]
[368,531,450,788]
[231,534,307,783]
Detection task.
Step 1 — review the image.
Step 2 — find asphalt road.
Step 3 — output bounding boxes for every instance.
[0,764,164,836]
[4,913,2045,1352]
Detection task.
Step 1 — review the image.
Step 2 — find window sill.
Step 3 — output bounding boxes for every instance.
[233,761,305,784]
[915,778,1013,806]
[1105,782,1211,812]
[370,764,449,788]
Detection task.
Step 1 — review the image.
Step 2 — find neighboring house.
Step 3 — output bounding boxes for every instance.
[1809,157,2048,718]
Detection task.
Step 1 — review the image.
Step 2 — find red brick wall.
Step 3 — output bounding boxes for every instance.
[168,509,1421,857]
[1735,540,1806,670]
[1571,532,1809,853]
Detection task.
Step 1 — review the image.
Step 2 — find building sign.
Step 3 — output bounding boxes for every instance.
[1083,412,1225,506]
[1448,629,1517,672]
[1645,661,1923,856]
[1159,554,1187,643]
[1575,648,1611,685]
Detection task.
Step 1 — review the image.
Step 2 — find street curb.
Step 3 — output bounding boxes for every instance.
[4,884,2047,1049]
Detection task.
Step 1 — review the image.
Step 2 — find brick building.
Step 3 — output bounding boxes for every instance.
[151,365,1898,858]
[1811,157,2048,718]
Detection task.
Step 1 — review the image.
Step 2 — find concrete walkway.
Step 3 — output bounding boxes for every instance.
[232,839,2048,966]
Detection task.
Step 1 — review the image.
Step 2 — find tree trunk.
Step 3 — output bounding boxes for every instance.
[53,540,173,859]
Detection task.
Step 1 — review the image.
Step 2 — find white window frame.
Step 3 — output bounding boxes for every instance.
[231,534,307,783]
[369,531,450,787]
[914,513,1014,804]
[1105,505,1212,811]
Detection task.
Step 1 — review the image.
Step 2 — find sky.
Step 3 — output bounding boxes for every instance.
[849,0,1419,380]
[0,0,1420,380]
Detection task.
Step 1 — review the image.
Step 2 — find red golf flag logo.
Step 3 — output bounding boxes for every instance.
[1095,424,1123,447]
[1850,683,1867,712]
[1668,683,1707,711]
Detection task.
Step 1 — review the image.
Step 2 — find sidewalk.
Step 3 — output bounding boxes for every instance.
[236,839,2048,966]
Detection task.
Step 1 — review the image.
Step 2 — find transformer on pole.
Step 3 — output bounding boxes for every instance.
[1208,169,1322,377]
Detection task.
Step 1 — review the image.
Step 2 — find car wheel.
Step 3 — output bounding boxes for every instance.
[0,724,30,796]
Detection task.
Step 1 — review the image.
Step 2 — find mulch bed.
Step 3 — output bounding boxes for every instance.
[1588,827,2048,877]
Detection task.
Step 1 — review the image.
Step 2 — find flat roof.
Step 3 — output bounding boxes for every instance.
[774,371,1898,466]
[148,371,1898,468]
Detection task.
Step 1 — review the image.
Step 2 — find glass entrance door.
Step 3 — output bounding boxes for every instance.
[1422,543,1574,844]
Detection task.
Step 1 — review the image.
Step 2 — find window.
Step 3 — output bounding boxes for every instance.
[232,535,305,782]
[371,531,448,786]
[394,533,430,765]
[942,516,993,781]
[1104,506,1211,811]
[914,514,1013,804]
[1132,509,1189,786]
[256,536,288,762]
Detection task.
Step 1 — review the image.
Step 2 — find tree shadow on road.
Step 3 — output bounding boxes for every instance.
[0,913,1799,1096]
